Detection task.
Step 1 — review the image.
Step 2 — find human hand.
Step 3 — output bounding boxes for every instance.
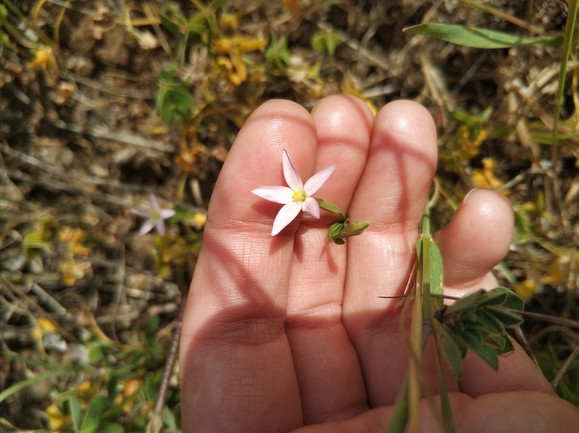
[179,95,579,432]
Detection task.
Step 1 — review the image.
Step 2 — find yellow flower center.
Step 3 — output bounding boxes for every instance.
[292,190,306,203]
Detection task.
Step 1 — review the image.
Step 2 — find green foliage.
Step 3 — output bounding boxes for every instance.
[437,287,524,379]
[0,4,8,46]
[2,317,179,432]
[311,31,339,57]
[536,348,579,407]
[265,35,291,71]
[155,65,194,123]
[404,24,562,49]
[159,0,224,61]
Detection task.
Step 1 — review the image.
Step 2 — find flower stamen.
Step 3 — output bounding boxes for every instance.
[292,190,306,203]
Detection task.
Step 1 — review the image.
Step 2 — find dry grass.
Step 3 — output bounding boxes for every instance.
[0,0,577,431]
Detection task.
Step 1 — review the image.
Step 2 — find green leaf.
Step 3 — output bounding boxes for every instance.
[433,320,457,432]
[485,306,523,326]
[451,326,499,371]
[69,396,82,431]
[311,32,339,57]
[80,396,108,433]
[485,333,514,355]
[189,11,209,34]
[159,14,183,37]
[491,287,524,310]
[99,423,124,433]
[386,381,410,433]
[443,289,485,319]
[477,289,509,307]
[424,235,444,299]
[0,5,7,26]
[404,24,562,49]
[265,35,291,69]
[145,315,160,340]
[156,88,194,123]
[0,365,90,404]
[440,325,465,379]
[478,309,505,334]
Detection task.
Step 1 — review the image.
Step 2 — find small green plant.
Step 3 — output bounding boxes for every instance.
[155,66,194,123]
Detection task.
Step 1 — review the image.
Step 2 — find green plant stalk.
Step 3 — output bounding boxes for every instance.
[385,378,410,433]
[408,264,423,433]
[432,319,457,433]
[552,0,577,165]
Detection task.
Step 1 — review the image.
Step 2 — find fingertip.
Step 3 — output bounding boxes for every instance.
[374,100,438,163]
[434,188,514,289]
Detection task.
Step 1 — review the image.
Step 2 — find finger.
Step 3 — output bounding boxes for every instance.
[342,100,439,405]
[459,340,554,396]
[180,100,320,432]
[285,95,374,423]
[290,390,579,433]
[432,188,514,296]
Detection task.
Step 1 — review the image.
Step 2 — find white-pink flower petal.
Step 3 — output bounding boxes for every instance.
[160,209,176,219]
[131,208,151,218]
[139,219,157,235]
[149,194,160,210]
[282,149,303,191]
[271,203,301,236]
[302,197,320,218]
[304,164,336,195]
[251,186,293,204]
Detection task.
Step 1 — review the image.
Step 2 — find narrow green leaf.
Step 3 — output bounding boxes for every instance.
[485,306,523,326]
[69,396,82,431]
[159,14,182,37]
[477,290,509,307]
[443,290,485,319]
[425,235,444,313]
[145,315,160,340]
[478,309,505,334]
[81,396,108,433]
[0,365,89,403]
[452,328,499,371]
[440,325,465,380]
[0,5,7,26]
[403,24,562,49]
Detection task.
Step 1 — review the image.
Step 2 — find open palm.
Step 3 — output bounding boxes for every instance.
[180,95,579,432]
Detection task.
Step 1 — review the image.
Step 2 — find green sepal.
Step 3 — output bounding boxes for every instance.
[316,198,346,218]
[339,220,370,238]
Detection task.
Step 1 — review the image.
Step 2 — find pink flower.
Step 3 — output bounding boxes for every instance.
[252,149,335,236]
[131,194,176,236]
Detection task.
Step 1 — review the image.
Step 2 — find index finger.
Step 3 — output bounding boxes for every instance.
[180,100,320,432]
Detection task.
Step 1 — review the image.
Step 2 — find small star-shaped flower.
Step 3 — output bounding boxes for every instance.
[131,194,176,236]
[252,149,336,236]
